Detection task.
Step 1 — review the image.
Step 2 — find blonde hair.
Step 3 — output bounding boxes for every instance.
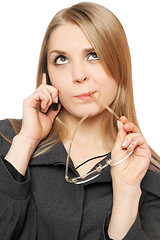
[1,2,160,170]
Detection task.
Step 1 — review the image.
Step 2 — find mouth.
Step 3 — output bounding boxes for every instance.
[75,92,95,101]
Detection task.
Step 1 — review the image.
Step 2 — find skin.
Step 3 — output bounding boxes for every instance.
[47,23,118,119]
[5,22,151,239]
[46,23,119,173]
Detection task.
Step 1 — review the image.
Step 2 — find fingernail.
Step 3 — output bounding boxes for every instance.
[117,120,123,130]
[44,106,48,113]
[55,96,58,103]
[127,138,136,150]
[122,139,127,147]
[122,138,129,147]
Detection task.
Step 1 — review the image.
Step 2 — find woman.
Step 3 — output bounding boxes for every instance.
[0,2,160,239]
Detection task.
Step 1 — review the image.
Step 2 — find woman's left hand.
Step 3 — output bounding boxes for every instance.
[111,116,151,188]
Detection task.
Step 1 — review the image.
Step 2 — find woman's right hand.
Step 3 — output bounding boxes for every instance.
[5,73,61,175]
[19,73,61,145]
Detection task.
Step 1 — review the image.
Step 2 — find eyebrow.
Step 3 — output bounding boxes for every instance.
[49,47,96,56]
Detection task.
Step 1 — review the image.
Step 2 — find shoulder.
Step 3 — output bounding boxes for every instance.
[0,119,17,156]
[141,166,160,198]
[0,119,16,140]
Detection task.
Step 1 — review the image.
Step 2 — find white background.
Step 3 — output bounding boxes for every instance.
[0,0,159,154]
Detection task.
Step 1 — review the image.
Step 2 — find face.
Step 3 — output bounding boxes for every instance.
[47,23,118,119]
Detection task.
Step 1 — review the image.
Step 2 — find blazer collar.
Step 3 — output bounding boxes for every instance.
[29,141,112,184]
[29,141,160,194]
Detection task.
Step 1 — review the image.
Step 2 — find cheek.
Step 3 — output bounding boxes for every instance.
[48,68,72,102]
[49,67,70,89]
[98,72,118,93]
[93,65,117,92]
[50,78,70,103]
[49,73,67,91]
[106,79,118,95]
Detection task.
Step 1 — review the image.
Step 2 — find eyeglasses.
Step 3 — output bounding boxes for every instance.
[65,96,134,184]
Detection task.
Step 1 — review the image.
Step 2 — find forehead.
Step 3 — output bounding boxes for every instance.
[48,23,92,52]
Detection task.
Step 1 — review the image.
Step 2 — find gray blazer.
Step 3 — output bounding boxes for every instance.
[0,119,160,240]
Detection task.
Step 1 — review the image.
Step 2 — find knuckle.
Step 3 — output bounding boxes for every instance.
[126,122,133,128]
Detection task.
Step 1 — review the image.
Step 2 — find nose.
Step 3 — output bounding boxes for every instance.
[71,61,88,83]
[74,76,87,83]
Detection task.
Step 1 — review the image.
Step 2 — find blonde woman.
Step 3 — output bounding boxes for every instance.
[0,2,160,240]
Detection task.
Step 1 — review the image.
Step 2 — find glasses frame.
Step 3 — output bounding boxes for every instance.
[65,96,134,184]
[65,142,134,184]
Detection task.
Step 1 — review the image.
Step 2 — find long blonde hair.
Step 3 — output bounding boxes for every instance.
[1,2,160,170]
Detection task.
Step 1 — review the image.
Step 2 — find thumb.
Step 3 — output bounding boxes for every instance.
[113,120,127,152]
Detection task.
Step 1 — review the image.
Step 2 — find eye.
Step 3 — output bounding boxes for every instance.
[54,55,69,65]
[87,52,99,61]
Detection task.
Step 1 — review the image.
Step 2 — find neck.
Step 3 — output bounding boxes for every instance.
[61,110,113,174]
[62,110,111,148]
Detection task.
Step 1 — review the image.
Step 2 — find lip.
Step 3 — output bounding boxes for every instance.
[75,92,95,101]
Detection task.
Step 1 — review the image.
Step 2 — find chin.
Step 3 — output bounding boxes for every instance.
[68,108,106,120]
[61,101,106,119]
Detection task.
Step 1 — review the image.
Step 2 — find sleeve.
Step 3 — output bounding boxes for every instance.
[2,158,26,182]
[0,157,36,239]
[103,191,160,240]
[0,119,37,239]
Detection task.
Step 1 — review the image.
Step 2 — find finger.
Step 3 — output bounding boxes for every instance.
[119,116,141,134]
[123,122,141,134]
[42,73,47,85]
[131,135,149,155]
[122,133,142,149]
[50,91,59,103]
[31,89,52,113]
[122,134,150,160]
[42,87,58,104]
[39,86,59,111]
[113,120,127,151]
[37,83,59,105]
[37,82,56,93]
[119,116,129,124]
[41,88,53,106]
[39,92,51,113]
[37,84,59,103]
